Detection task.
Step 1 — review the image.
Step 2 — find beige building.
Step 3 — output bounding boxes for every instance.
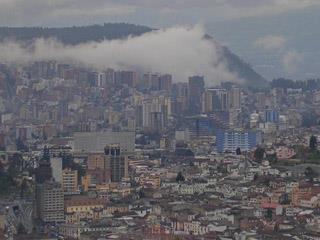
[62,168,78,194]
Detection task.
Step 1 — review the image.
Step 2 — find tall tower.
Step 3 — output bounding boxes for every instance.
[188,76,205,114]
[227,87,241,110]
[104,144,128,182]
[36,181,64,223]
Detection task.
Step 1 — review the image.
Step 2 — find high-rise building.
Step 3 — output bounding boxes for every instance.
[140,96,172,132]
[227,87,241,110]
[105,68,115,84]
[114,70,138,87]
[35,161,52,184]
[172,83,188,115]
[143,73,159,90]
[264,109,280,123]
[36,181,64,223]
[87,153,111,184]
[216,130,262,153]
[186,116,214,137]
[158,74,172,92]
[188,76,205,114]
[202,88,228,113]
[88,72,106,87]
[62,168,78,195]
[104,144,128,182]
[50,157,62,183]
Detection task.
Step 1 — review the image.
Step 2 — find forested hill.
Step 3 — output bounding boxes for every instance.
[0,23,267,87]
[0,23,152,44]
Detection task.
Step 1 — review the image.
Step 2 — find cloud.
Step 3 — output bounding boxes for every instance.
[0,26,239,86]
[282,50,303,75]
[255,35,287,51]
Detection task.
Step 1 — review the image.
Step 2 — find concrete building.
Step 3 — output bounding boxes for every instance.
[227,87,241,110]
[62,168,78,195]
[104,144,128,182]
[216,130,262,153]
[264,109,280,123]
[36,181,64,223]
[73,131,135,153]
[50,157,62,183]
[202,88,228,113]
[188,76,205,114]
[87,153,111,184]
[141,95,171,132]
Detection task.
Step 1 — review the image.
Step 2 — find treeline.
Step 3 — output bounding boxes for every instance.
[271,78,320,90]
[0,23,152,45]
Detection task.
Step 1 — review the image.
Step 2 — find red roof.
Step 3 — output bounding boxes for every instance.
[261,203,280,209]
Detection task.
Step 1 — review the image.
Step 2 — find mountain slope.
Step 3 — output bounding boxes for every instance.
[0,23,152,44]
[0,23,267,87]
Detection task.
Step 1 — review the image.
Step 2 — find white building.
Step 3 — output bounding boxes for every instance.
[73,131,135,153]
[50,157,62,183]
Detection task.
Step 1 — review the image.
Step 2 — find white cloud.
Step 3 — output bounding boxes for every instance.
[255,35,287,51]
[282,50,303,75]
[0,26,240,86]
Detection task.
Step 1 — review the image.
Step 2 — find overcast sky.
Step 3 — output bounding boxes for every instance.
[0,0,319,80]
[0,0,319,27]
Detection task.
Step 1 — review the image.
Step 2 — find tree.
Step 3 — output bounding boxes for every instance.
[309,135,318,151]
[254,147,265,163]
[17,223,27,235]
[236,147,241,155]
[305,167,318,182]
[176,172,185,182]
[20,178,28,198]
[266,208,273,220]
[138,189,145,199]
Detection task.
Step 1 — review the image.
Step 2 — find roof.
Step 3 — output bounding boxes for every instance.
[261,203,280,209]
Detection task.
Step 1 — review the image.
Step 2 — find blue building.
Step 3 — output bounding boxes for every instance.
[186,116,214,137]
[264,109,279,123]
[216,130,262,153]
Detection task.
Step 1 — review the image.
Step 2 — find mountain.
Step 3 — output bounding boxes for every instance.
[0,23,152,44]
[219,46,267,88]
[0,23,267,88]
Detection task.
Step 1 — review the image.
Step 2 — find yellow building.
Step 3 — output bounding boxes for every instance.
[65,196,105,224]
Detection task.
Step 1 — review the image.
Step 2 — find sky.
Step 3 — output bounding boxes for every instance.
[0,0,319,80]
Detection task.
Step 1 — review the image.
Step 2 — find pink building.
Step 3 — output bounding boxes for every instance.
[276,147,296,160]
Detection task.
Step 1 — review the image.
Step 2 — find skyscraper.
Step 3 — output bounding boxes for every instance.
[104,144,128,182]
[62,168,78,195]
[50,157,62,183]
[227,87,241,110]
[188,76,205,114]
[35,161,52,184]
[264,109,280,123]
[140,95,172,133]
[36,181,64,223]
[87,153,111,184]
[202,88,228,113]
